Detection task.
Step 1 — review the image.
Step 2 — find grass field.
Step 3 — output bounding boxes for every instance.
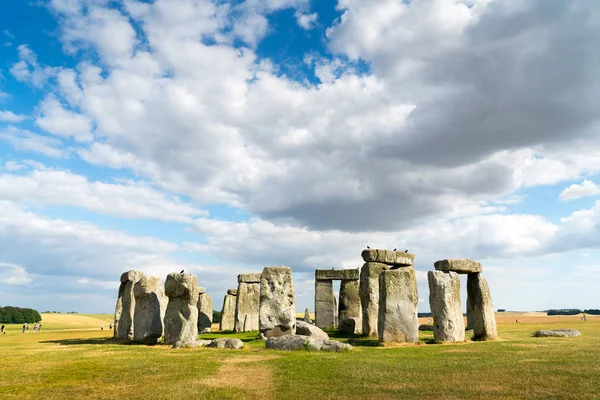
[0,313,599,399]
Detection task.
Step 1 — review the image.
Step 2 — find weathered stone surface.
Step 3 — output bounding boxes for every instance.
[198,286,206,294]
[315,269,360,281]
[227,288,238,296]
[466,293,473,330]
[197,293,213,333]
[164,273,199,346]
[428,271,465,343]
[361,249,414,266]
[296,320,329,340]
[315,279,335,329]
[378,269,419,343]
[435,259,482,274]
[238,273,262,283]
[265,335,352,351]
[467,273,497,340]
[206,338,245,349]
[334,295,338,327]
[115,270,145,339]
[220,293,237,331]
[360,262,389,336]
[339,279,361,334]
[259,266,296,339]
[418,324,434,331]
[533,329,581,338]
[133,275,167,344]
[304,308,311,323]
[235,282,260,332]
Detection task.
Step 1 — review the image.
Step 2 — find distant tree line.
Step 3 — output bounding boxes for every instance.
[0,306,42,323]
[213,310,222,323]
[547,309,600,316]
[417,313,432,318]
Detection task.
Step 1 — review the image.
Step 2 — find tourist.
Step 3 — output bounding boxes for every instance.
[109,323,113,330]
[101,325,104,330]
[22,324,26,333]
[1,324,5,334]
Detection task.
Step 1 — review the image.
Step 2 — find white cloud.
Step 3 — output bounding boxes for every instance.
[0,263,32,285]
[295,11,317,30]
[0,126,67,158]
[560,180,600,201]
[0,110,28,123]
[10,45,58,88]
[35,95,93,142]
[3,161,25,171]
[0,167,207,222]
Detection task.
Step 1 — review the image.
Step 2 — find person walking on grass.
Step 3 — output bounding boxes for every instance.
[22,324,26,333]
[1,325,5,334]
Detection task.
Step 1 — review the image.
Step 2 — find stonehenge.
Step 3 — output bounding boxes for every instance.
[220,289,237,331]
[235,273,261,332]
[259,266,296,339]
[133,275,167,344]
[114,270,145,339]
[197,287,213,334]
[164,272,199,346]
[467,273,498,340]
[315,268,361,333]
[378,268,419,343]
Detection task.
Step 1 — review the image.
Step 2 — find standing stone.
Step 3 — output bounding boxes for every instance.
[304,308,311,323]
[164,273,199,346]
[315,279,335,329]
[334,295,338,327]
[235,273,261,332]
[466,293,473,330]
[197,288,213,334]
[378,268,419,343]
[114,270,145,339]
[339,279,362,334]
[467,273,498,340]
[133,275,167,344]
[360,262,389,336]
[220,290,237,331]
[428,271,465,342]
[259,266,296,339]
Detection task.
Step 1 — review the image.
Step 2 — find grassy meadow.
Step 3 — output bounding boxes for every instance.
[0,313,599,399]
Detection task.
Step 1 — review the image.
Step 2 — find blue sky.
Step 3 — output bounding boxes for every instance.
[1,0,600,314]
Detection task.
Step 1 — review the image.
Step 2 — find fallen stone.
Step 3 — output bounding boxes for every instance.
[220,292,237,331]
[265,335,352,351]
[115,270,145,339]
[339,279,361,334]
[238,273,262,283]
[533,329,581,338]
[259,266,296,339]
[206,338,245,349]
[428,271,465,343]
[315,269,360,281]
[361,249,414,267]
[133,275,167,345]
[360,262,389,337]
[197,292,213,333]
[378,268,419,343]
[418,324,434,331]
[164,272,199,346]
[467,273,497,340]
[296,320,329,340]
[435,259,482,274]
[235,281,260,332]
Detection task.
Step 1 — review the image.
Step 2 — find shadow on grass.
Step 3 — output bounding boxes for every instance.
[39,337,134,346]
[198,330,261,343]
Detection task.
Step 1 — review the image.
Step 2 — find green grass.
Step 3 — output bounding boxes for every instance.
[0,316,599,399]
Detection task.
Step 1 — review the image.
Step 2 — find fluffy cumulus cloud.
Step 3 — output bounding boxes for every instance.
[1,0,600,312]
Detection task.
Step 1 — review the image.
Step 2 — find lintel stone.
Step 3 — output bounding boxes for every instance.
[361,249,414,266]
[238,273,262,283]
[315,269,359,281]
[434,259,482,274]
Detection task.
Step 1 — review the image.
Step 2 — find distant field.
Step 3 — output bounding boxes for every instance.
[0,313,599,399]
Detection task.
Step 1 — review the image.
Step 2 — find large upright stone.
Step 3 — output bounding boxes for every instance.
[304,308,311,323]
[467,273,497,340]
[197,292,213,333]
[339,279,361,334]
[114,270,145,339]
[428,271,465,342]
[164,273,199,346]
[235,273,261,332]
[435,259,482,274]
[378,268,419,343]
[466,293,473,330]
[220,291,237,331]
[259,266,296,339]
[361,249,414,267]
[360,262,389,336]
[133,275,167,344]
[315,279,335,329]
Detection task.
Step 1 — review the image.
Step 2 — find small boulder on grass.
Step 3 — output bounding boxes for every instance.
[206,338,244,349]
[418,324,434,331]
[265,335,352,351]
[533,329,581,338]
[296,321,329,340]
